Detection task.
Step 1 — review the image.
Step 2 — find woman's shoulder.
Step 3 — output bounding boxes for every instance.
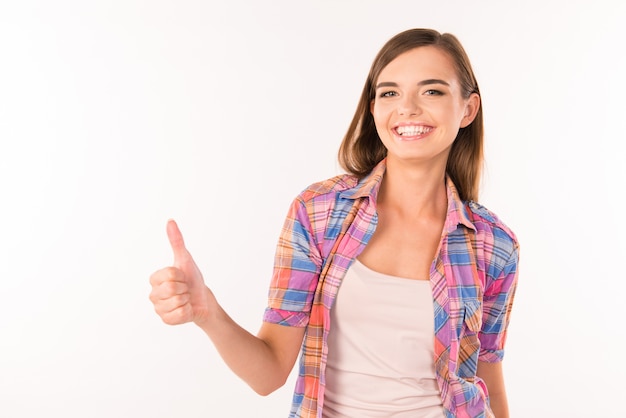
[465,200,519,250]
[297,173,361,202]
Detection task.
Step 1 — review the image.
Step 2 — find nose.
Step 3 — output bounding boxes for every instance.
[398,95,420,116]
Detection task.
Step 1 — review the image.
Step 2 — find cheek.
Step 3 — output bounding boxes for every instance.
[370,106,382,127]
[372,111,390,137]
[451,100,470,123]
[371,102,391,124]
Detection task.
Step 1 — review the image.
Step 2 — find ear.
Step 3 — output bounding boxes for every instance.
[370,99,375,114]
[460,93,480,128]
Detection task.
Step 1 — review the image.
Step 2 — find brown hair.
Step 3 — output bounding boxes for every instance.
[337,28,483,201]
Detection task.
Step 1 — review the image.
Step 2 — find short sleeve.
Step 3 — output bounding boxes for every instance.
[478,243,519,363]
[263,196,322,328]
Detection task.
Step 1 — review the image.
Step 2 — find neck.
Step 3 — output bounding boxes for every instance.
[377,157,448,220]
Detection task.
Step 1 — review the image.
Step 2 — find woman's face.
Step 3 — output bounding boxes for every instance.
[371,46,479,169]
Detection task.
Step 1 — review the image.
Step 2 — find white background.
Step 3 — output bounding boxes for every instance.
[1,1,624,417]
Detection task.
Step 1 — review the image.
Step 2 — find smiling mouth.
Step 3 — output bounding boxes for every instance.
[395,125,433,136]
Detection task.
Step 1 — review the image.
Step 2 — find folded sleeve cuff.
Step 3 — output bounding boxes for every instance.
[478,348,505,363]
[263,307,309,327]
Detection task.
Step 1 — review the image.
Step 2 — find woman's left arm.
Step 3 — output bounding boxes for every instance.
[476,361,509,418]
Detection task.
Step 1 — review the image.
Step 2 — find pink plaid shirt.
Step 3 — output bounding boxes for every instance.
[264,159,519,418]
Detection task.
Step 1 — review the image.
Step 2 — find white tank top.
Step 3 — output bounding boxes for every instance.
[323,259,446,418]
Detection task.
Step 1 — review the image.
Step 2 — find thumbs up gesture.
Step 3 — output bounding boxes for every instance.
[149,220,216,326]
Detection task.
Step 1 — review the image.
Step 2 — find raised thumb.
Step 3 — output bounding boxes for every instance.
[166,219,190,266]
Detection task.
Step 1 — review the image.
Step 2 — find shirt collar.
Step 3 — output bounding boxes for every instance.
[444,177,476,233]
[340,158,475,232]
[338,158,387,201]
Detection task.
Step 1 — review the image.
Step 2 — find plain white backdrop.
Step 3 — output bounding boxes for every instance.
[1,1,624,417]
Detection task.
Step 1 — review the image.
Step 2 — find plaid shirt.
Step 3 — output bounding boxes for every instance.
[263,159,519,418]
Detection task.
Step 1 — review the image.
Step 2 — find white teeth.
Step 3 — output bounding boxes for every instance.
[396,125,432,136]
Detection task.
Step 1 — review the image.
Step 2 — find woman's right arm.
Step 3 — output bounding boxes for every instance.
[149,219,305,395]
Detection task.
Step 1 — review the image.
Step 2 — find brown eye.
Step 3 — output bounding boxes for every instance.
[379,91,398,98]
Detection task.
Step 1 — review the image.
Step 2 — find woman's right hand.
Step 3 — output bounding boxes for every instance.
[149,219,216,327]
[149,220,305,395]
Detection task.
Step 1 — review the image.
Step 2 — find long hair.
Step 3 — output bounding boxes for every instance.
[337,28,483,201]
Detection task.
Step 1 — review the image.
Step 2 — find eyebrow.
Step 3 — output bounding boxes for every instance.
[375,79,450,89]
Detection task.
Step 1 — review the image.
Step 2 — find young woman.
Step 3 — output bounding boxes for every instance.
[149,28,519,418]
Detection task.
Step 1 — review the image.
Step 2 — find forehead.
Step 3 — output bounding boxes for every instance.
[377,46,458,83]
